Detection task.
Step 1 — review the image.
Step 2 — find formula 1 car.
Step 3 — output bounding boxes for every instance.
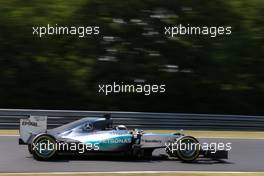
[19,114,228,162]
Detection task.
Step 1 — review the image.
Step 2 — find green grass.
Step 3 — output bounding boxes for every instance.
[0,130,19,135]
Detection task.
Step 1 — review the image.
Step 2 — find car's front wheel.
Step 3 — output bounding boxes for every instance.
[31,134,57,161]
[175,136,200,162]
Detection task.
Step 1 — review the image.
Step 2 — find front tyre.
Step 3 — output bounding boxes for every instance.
[175,136,200,162]
[31,134,57,161]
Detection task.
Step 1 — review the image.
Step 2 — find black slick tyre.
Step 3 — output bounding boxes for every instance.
[31,134,57,161]
[175,136,200,162]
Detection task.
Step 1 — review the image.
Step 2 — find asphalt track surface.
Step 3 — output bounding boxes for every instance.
[0,136,264,172]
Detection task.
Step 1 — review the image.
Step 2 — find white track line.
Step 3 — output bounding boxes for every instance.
[196,136,264,140]
[1,171,264,175]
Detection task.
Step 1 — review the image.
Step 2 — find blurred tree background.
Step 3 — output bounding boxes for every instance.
[0,0,263,115]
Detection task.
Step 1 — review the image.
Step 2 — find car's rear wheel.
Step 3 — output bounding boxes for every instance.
[143,148,153,159]
[175,136,200,162]
[32,134,57,161]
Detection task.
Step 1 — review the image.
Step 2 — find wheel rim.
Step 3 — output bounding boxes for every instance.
[179,138,197,157]
[33,136,56,158]
[177,136,200,161]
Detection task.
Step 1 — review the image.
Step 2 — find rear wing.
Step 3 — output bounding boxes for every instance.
[19,116,47,145]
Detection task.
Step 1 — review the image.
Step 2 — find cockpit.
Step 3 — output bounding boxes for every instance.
[81,114,127,132]
[82,118,113,131]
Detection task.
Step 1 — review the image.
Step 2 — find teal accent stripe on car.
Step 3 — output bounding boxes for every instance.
[83,135,132,151]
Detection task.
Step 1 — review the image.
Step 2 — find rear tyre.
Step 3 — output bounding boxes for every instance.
[143,149,153,159]
[175,136,200,162]
[32,134,57,161]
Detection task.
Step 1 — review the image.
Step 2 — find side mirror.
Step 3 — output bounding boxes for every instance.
[134,128,144,134]
[115,125,127,130]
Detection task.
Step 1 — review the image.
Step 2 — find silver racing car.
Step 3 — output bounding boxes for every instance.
[19,114,228,162]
